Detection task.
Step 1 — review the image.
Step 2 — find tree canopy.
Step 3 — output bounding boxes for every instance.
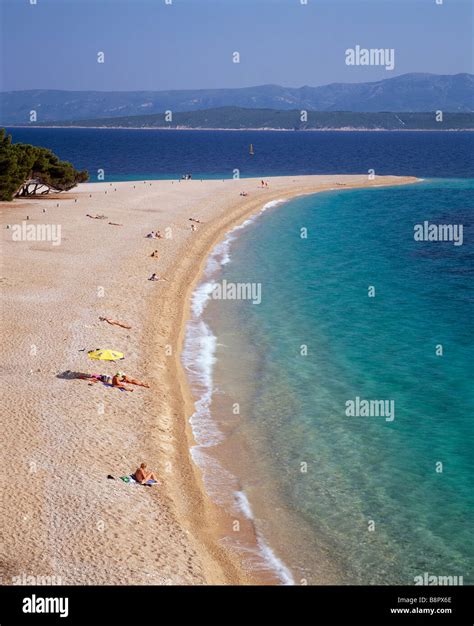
[0,128,88,201]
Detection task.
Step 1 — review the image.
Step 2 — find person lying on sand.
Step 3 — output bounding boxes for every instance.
[86,214,108,219]
[151,250,159,258]
[79,373,112,385]
[80,373,133,391]
[99,316,132,329]
[133,463,158,484]
[240,192,248,197]
[111,374,133,391]
[188,218,203,224]
[191,224,196,231]
[146,231,157,239]
[115,372,149,388]
[108,221,122,226]
[148,273,168,282]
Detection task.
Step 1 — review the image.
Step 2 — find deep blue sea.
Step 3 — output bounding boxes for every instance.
[9,127,473,583]
[7,127,474,179]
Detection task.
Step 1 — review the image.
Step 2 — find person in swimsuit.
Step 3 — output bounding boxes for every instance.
[134,463,158,484]
[116,372,149,388]
[112,374,133,391]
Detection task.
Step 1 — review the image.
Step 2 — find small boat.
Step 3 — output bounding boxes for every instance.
[249,144,254,156]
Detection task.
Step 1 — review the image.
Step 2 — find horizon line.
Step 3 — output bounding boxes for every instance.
[1,71,472,94]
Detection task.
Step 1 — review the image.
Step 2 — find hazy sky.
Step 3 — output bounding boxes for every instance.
[1,0,472,92]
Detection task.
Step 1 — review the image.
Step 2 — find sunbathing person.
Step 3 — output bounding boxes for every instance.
[115,372,149,388]
[84,373,131,390]
[149,273,168,282]
[112,374,133,391]
[133,463,158,484]
[78,373,101,383]
[79,373,113,385]
[99,316,132,329]
[151,250,159,258]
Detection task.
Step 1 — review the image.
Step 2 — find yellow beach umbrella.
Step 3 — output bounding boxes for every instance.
[88,349,124,361]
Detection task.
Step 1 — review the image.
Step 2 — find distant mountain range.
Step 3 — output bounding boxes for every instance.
[1,73,472,125]
[27,108,474,131]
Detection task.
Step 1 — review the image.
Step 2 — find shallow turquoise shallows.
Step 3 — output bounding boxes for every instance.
[201,179,474,584]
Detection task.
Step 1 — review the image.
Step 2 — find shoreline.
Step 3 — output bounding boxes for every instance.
[139,174,421,584]
[5,125,473,132]
[1,174,419,585]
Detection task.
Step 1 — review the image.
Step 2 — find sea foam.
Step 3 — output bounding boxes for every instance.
[182,198,293,584]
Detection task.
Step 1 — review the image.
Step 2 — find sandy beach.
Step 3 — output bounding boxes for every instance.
[0,174,418,586]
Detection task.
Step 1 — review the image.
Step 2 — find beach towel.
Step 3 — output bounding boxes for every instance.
[119,475,157,486]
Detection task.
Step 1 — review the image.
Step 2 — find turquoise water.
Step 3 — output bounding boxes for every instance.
[196,180,474,584]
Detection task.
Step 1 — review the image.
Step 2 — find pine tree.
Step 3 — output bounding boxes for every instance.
[0,128,89,200]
